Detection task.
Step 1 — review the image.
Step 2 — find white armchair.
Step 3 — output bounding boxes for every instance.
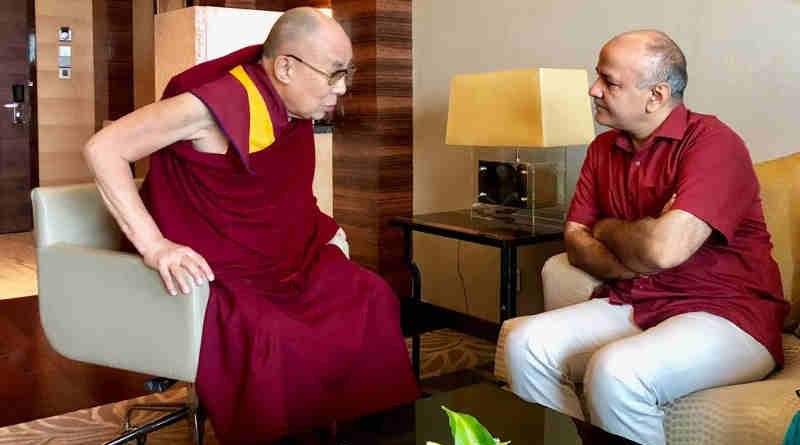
[32,182,210,445]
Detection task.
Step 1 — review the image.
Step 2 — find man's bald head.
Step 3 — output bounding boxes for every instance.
[262,7,342,59]
[608,30,687,100]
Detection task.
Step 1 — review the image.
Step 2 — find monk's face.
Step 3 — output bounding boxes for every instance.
[285,22,353,120]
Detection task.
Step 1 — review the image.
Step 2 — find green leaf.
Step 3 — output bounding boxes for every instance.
[441,406,500,445]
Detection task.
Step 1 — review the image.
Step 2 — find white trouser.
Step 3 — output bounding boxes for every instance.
[504,253,775,445]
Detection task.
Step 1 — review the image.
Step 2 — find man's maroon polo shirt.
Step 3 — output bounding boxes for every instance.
[568,104,789,364]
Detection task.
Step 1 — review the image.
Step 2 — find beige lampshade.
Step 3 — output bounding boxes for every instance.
[445,68,595,147]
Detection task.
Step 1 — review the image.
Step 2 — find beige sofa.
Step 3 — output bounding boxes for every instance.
[494,152,800,444]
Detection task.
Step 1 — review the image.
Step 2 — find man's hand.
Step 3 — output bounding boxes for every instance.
[565,221,638,281]
[661,193,676,215]
[142,238,215,296]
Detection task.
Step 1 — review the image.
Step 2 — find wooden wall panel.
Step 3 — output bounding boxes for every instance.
[331,0,412,296]
[92,0,109,129]
[132,0,154,108]
[193,0,240,7]
[94,0,133,127]
[107,1,134,120]
[156,0,186,12]
[193,0,330,10]
[153,7,197,101]
[35,0,95,186]
[193,0,256,8]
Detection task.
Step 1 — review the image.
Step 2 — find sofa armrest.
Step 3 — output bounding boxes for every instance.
[37,243,209,382]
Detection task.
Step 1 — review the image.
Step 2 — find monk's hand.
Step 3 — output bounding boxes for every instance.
[327,227,350,259]
[142,237,215,296]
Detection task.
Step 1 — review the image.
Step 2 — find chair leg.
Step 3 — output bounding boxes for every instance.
[103,381,204,445]
[190,404,206,445]
[103,406,191,445]
[124,403,186,430]
[186,383,206,445]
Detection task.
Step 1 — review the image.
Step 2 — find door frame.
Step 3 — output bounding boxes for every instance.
[27,0,38,189]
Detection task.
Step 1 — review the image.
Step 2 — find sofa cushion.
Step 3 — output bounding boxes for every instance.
[663,334,800,444]
[753,152,800,331]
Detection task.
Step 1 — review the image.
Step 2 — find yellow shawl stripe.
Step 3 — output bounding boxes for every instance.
[229,65,275,154]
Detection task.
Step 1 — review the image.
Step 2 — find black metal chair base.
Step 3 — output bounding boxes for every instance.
[104,405,193,445]
[102,378,206,445]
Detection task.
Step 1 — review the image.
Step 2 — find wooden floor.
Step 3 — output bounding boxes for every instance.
[0,292,497,430]
[0,295,153,427]
[0,232,37,300]
[0,230,162,427]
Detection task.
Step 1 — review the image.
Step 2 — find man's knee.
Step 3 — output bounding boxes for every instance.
[584,343,650,409]
[504,319,534,367]
[504,315,563,372]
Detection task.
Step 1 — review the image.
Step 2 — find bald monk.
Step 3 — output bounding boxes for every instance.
[83,8,419,444]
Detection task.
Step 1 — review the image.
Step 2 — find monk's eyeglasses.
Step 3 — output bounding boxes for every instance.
[285,54,356,87]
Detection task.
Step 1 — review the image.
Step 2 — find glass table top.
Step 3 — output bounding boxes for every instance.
[310,383,584,445]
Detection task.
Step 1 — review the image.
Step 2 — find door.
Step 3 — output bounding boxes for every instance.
[0,0,37,234]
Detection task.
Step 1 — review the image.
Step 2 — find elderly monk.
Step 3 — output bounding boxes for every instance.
[83,8,418,444]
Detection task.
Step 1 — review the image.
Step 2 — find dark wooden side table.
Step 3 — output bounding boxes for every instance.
[390,209,564,378]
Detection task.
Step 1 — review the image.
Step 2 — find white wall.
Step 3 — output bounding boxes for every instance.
[413,0,800,321]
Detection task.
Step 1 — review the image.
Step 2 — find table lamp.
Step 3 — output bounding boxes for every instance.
[445,68,595,226]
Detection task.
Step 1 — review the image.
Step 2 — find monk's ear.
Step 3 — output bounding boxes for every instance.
[273,55,293,85]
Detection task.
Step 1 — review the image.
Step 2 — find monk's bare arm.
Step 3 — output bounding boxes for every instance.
[83,93,218,295]
[565,221,638,281]
[592,209,712,274]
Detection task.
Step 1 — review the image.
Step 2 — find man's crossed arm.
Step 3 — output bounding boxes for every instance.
[565,197,713,280]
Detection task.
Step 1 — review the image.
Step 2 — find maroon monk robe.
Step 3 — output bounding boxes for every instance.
[138,45,419,444]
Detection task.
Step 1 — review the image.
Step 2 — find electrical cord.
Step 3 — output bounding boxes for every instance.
[456,240,470,314]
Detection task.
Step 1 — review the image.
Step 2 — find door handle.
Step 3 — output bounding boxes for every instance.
[5,84,26,125]
[3,102,24,125]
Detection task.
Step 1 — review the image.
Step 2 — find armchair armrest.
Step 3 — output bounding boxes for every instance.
[37,243,209,382]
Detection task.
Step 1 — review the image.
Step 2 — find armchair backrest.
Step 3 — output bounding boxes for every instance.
[31,181,140,250]
[754,152,800,330]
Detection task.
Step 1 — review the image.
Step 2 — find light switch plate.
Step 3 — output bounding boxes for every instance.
[58,45,72,68]
[58,26,72,42]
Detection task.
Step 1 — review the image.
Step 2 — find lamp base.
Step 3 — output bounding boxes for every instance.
[470,202,565,228]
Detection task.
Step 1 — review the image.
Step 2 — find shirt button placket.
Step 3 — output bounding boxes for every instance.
[628,159,640,197]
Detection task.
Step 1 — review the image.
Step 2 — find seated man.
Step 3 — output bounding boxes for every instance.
[83,7,418,445]
[503,30,788,445]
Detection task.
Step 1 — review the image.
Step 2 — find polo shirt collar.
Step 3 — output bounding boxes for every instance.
[614,103,689,152]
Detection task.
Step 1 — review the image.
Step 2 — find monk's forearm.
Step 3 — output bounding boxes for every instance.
[592,218,663,274]
[565,227,638,281]
[83,138,164,257]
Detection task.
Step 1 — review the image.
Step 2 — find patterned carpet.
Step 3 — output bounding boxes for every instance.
[0,329,496,445]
